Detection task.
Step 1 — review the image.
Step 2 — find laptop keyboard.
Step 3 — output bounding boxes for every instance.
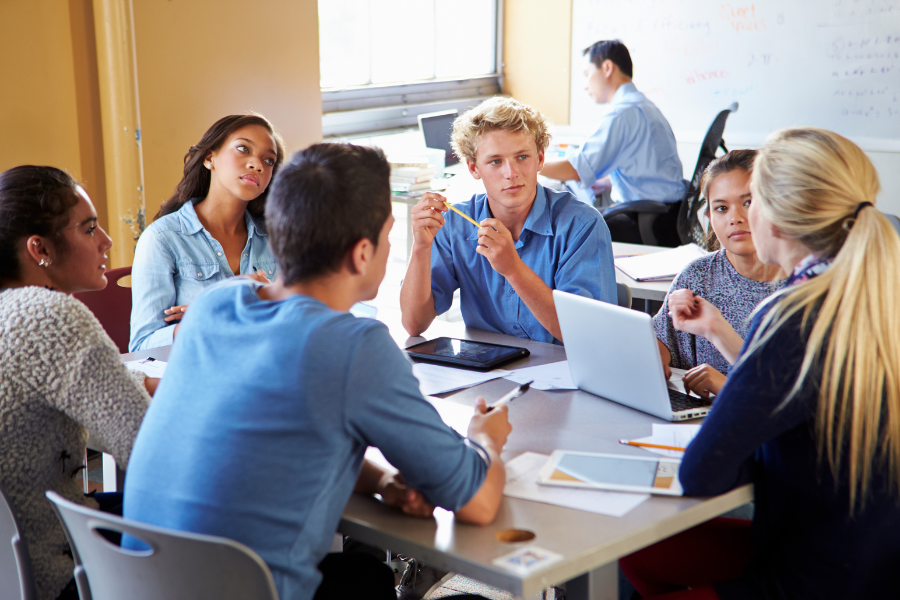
[668,388,713,412]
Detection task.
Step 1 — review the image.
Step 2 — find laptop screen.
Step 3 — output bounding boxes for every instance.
[419,110,459,166]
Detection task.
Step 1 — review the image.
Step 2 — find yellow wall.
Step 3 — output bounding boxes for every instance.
[132,0,323,220]
[503,0,572,125]
[0,0,108,228]
[0,0,322,265]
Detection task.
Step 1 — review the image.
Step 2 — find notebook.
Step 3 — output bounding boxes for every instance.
[614,244,707,281]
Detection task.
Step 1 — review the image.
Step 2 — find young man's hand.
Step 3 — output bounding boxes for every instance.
[467,397,512,452]
[475,218,522,278]
[410,192,449,249]
[377,472,434,517]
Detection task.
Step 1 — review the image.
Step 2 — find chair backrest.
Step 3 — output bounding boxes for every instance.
[677,102,738,246]
[72,267,133,354]
[616,282,632,309]
[45,492,279,600]
[0,487,35,600]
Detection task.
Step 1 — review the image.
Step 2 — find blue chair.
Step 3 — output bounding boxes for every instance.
[45,491,279,600]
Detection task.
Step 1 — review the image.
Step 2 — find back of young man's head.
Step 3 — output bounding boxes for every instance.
[583,39,633,78]
[265,143,391,285]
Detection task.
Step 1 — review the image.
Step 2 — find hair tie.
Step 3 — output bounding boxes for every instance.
[854,201,873,219]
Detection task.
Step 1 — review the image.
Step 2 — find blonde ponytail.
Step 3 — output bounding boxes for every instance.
[741,127,900,511]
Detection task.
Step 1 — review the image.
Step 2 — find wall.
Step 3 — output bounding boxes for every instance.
[0,0,323,266]
[132,0,323,220]
[503,0,573,125]
[0,0,108,229]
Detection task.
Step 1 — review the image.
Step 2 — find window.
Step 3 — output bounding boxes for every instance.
[320,0,502,136]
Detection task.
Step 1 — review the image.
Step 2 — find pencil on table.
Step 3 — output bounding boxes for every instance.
[618,439,686,452]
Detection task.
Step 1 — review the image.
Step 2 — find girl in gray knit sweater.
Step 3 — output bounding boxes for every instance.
[654,151,786,398]
[0,166,152,600]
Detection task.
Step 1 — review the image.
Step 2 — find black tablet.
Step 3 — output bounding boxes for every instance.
[405,337,530,371]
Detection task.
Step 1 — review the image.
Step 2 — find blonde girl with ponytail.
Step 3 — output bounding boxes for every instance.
[619,127,900,600]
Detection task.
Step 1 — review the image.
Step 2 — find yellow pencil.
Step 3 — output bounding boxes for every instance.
[443,201,481,228]
[618,439,686,452]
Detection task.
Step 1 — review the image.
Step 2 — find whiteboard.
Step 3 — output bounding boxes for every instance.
[569,0,900,152]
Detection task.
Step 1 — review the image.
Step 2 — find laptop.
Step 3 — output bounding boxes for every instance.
[418,109,460,166]
[553,290,712,421]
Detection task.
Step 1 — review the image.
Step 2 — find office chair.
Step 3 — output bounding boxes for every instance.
[0,486,35,600]
[600,102,739,247]
[675,102,739,247]
[72,267,133,354]
[45,491,280,600]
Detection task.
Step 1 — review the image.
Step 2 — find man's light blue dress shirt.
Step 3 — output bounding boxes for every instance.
[123,280,488,600]
[430,185,616,345]
[568,82,687,204]
[128,200,277,351]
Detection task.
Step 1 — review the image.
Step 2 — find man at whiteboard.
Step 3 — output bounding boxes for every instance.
[541,40,686,245]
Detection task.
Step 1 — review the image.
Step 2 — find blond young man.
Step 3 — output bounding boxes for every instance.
[400,97,616,344]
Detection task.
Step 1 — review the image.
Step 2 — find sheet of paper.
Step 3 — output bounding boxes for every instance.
[504,452,649,518]
[411,363,509,396]
[505,361,576,391]
[667,367,689,395]
[629,423,702,458]
[615,244,707,281]
[124,357,167,378]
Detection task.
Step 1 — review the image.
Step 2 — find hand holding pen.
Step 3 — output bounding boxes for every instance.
[410,192,450,248]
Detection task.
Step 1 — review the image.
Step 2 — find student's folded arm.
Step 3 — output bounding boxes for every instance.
[399,243,438,336]
[401,227,459,337]
[453,431,506,525]
[129,228,179,351]
[679,315,811,496]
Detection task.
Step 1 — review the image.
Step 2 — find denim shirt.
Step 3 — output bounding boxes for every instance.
[129,200,277,351]
[430,184,616,345]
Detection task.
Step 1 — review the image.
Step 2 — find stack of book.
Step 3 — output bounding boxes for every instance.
[390,160,435,193]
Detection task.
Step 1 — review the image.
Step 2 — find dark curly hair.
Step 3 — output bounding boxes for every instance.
[0,165,80,285]
[155,113,286,222]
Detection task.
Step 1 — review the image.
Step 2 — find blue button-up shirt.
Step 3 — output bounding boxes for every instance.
[129,200,277,351]
[430,185,616,345]
[568,82,687,204]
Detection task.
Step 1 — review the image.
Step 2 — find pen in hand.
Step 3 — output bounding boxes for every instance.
[486,381,532,412]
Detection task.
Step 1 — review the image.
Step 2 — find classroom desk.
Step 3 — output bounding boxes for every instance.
[341,323,751,600]
[118,321,751,600]
[611,242,673,304]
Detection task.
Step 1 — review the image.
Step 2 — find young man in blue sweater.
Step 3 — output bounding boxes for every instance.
[123,143,511,600]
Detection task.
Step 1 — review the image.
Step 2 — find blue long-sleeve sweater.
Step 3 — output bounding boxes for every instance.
[680,301,900,599]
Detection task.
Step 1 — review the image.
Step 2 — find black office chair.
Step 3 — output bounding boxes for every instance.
[676,102,739,247]
[600,102,739,247]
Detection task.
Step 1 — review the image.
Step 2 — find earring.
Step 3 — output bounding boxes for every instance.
[205,163,211,170]
[39,258,52,268]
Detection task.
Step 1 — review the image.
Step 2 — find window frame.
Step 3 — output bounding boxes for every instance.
[321,0,504,137]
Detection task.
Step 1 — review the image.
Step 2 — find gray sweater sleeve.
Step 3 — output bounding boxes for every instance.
[47,296,150,466]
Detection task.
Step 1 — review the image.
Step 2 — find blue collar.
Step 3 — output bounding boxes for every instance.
[465,185,554,241]
[177,199,266,238]
[610,81,639,105]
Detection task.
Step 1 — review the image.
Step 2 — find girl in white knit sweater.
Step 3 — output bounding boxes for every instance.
[0,166,153,600]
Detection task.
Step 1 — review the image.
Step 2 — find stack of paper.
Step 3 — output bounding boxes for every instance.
[389,160,436,193]
[615,244,708,281]
[124,357,167,378]
[412,363,509,396]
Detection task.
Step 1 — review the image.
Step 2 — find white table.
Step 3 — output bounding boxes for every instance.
[118,320,750,600]
[340,322,751,599]
[611,242,675,304]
